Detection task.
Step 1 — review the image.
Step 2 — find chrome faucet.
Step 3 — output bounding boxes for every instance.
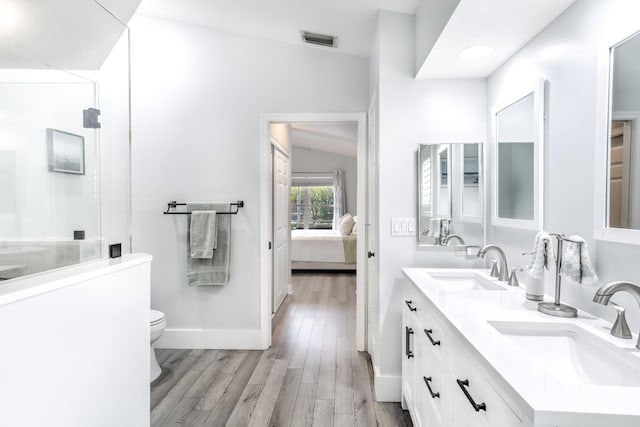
[593,281,640,349]
[443,234,465,245]
[477,244,509,281]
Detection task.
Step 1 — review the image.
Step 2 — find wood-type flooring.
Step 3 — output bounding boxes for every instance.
[151,271,413,427]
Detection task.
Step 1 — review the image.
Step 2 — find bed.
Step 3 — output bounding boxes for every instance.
[290,229,357,270]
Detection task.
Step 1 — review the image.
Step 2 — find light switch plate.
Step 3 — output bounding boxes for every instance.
[391,218,416,236]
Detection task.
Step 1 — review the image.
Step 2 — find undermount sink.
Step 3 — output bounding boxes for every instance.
[427,272,507,292]
[489,320,640,387]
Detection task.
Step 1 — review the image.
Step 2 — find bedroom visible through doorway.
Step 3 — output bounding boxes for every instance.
[259,113,368,352]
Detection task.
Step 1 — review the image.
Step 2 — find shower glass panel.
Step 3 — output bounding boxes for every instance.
[0,0,130,280]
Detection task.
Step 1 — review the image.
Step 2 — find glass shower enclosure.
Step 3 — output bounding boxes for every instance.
[0,0,130,280]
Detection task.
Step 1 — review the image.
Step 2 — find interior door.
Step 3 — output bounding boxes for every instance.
[366,94,379,354]
[273,145,290,313]
[609,120,631,228]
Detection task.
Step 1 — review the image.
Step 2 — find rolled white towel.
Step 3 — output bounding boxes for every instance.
[560,235,598,284]
[527,231,555,279]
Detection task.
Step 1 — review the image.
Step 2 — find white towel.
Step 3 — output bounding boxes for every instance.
[559,235,598,285]
[427,218,442,238]
[527,231,555,279]
[189,210,217,259]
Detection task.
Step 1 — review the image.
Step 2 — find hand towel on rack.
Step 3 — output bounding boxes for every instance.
[526,231,555,279]
[427,218,443,238]
[189,210,217,259]
[187,203,231,285]
[559,235,598,285]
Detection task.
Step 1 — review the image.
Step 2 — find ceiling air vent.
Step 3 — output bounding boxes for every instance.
[300,30,338,48]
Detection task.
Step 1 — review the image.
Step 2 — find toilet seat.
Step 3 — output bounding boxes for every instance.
[150,309,165,326]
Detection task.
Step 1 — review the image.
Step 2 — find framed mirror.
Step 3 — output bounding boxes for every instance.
[417,142,484,246]
[492,78,545,230]
[595,28,640,244]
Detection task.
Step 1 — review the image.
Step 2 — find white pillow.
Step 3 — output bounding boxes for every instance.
[338,213,354,236]
[351,221,358,235]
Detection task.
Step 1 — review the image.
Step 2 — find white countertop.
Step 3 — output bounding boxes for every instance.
[402,267,640,426]
[0,253,152,307]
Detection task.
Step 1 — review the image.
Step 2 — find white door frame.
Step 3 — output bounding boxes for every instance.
[259,113,367,350]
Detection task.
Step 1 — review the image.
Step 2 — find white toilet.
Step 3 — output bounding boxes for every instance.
[150,309,167,382]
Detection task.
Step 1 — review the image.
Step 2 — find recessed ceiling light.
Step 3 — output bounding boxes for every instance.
[458,45,493,61]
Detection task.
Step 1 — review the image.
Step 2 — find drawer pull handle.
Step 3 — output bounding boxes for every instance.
[456,379,486,412]
[405,326,414,359]
[424,329,441,346]
[423,376,440,399]
[405,300,417,311]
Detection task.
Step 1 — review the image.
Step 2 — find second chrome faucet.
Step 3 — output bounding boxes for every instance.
[477,244,509,282]
[593,280,640,348]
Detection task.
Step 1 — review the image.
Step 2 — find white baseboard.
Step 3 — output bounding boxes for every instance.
[373,364,401,402]
[156,328,265,350]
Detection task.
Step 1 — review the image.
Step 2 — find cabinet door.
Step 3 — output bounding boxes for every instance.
[420,305,447,369]
[418,360,449,427]
[450,377,489,427]
[450,347,523,427]
[402,313,417,412]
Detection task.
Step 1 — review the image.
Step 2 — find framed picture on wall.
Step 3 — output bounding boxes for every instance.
[46,128,85,175]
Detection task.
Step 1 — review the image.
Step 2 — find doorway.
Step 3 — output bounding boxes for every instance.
[259,113,368,351]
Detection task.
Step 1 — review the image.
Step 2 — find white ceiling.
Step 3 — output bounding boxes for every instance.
[416,0,576,79]
[290,123,358,158]
[0,0,577,77]
[0,0,141,69]
[136,0,418,58]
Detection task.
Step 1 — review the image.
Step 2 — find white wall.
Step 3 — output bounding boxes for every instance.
[372,10,486,400]
[130,13,368,348]
[487,0,640,334]
[414,0,460,76]
[0,255,150,427]
[291,147,358,215]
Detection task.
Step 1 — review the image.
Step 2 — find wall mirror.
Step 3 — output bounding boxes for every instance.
[492,79,545,230]
[607,32,640,230]
[417,142,484,246]
[595,29,640,244]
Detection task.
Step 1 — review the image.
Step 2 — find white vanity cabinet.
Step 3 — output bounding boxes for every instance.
[402,279,527,427]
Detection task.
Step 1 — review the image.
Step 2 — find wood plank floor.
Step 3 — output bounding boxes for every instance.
[151,271,413,427]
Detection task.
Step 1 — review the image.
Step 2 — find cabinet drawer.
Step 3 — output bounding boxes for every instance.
[419,307,447,365]
[416,363,447,427]
[450,344,522,427]
[403,284,424,318]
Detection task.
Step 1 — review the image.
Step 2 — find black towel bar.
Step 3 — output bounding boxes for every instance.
[163,201,244,215]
